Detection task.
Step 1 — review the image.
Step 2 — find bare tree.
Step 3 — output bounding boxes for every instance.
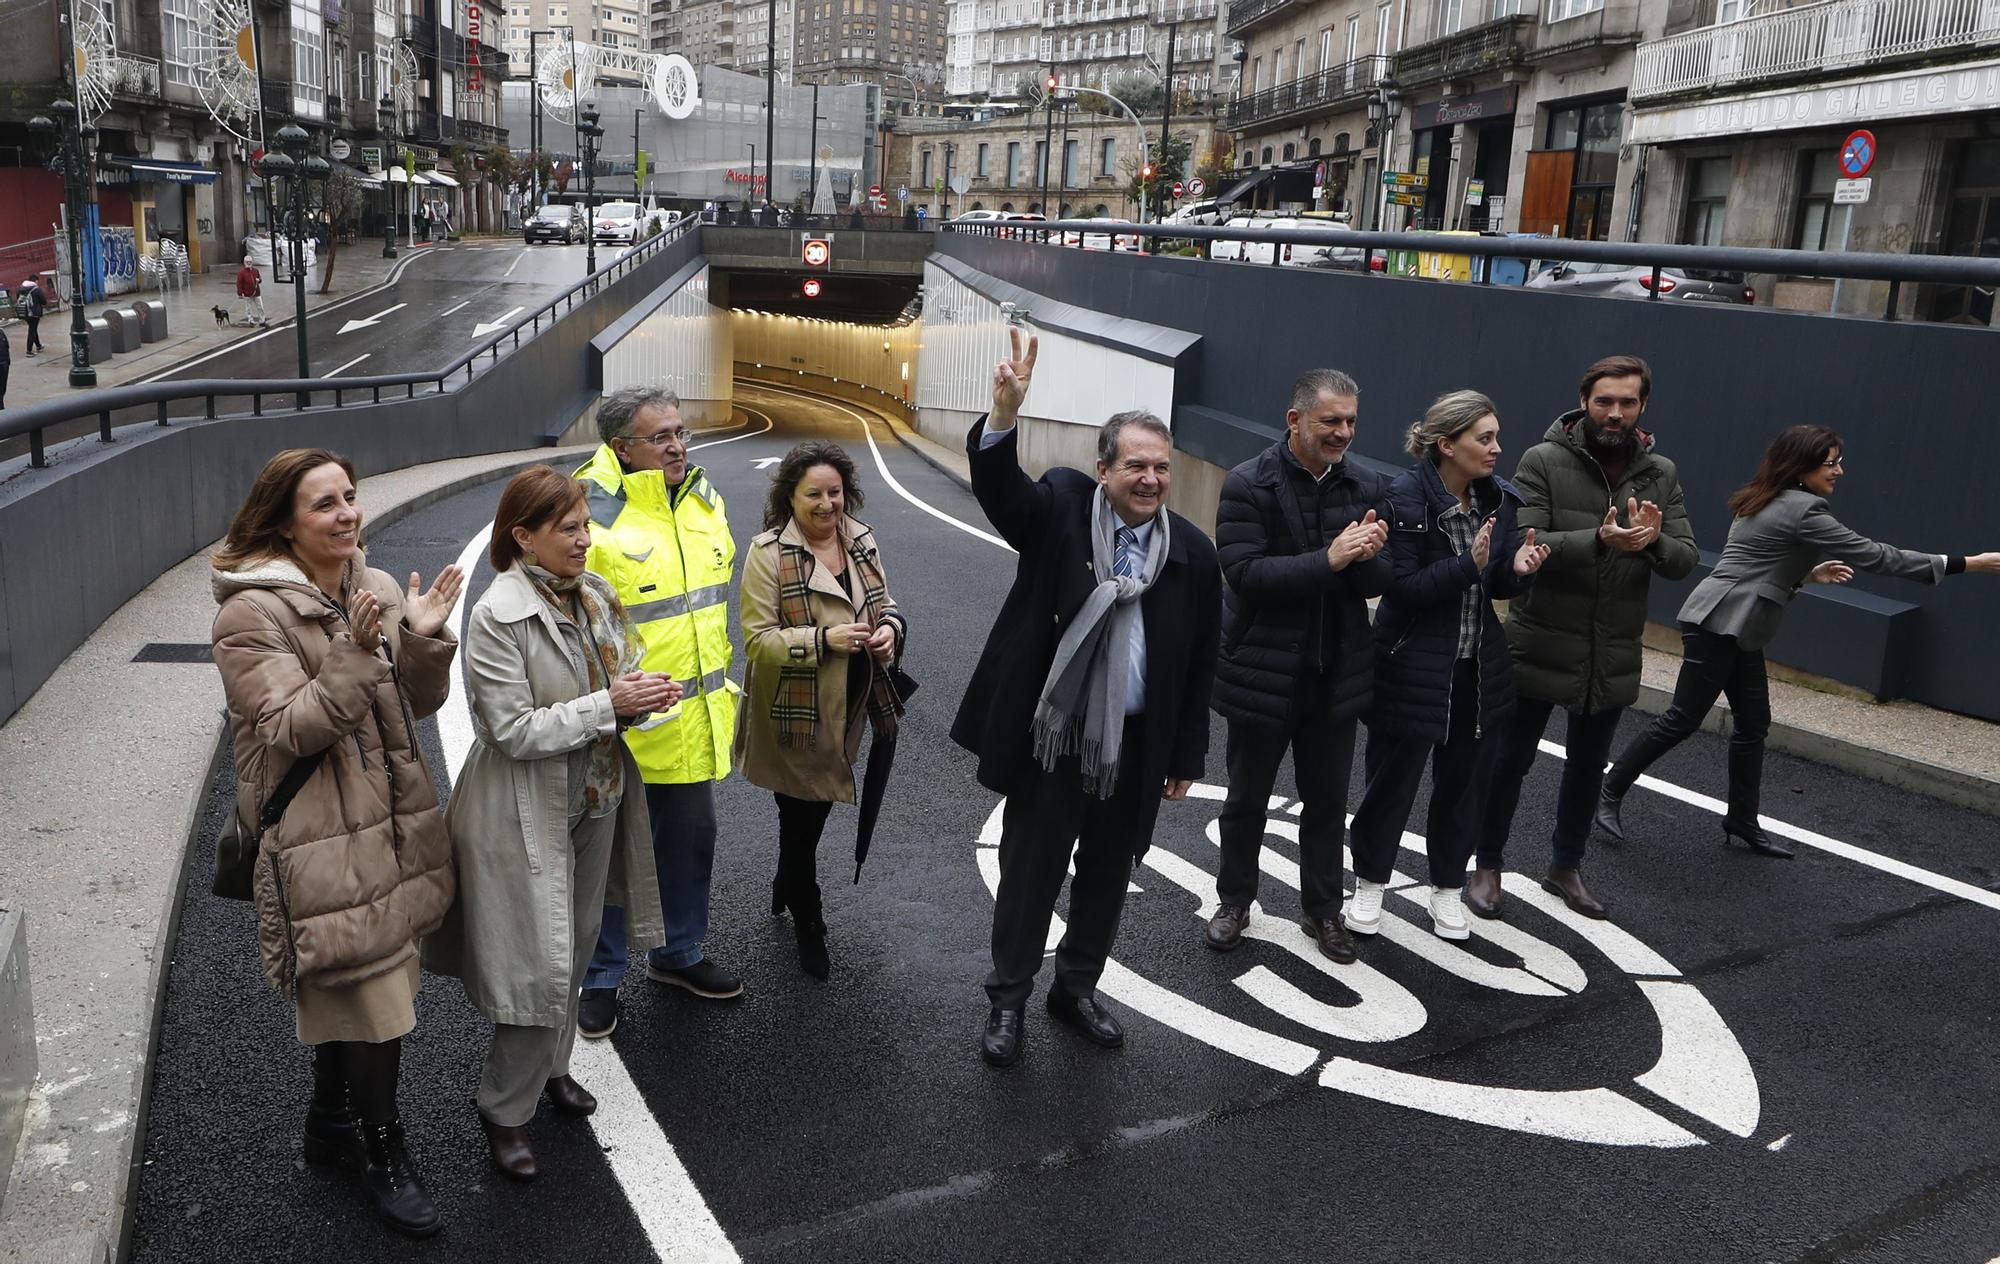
[316,163,367,294]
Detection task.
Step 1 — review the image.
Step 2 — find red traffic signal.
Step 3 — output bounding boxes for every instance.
[802,238,830,267]
[1044,74,1058,92]
[1140,163,1154,181]
[802,278,823,298]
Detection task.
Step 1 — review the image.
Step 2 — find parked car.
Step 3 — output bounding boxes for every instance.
[1525,260,1756,304]
[998,211,1047,240]
[951,209,1009,228]
[523,204,582,244]
[592,201,643,244]
[1166,200,1227,227]
[1207,215,1364,270]
[1060,218,1142,251]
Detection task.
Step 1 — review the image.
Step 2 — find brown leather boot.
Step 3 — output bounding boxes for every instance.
[544,1075,596,1117]
[1463,868,1504,920]
[1300,915,1358,965]
[1541,866,1609,920]
[1205,905,1250,951]
[480,1114,539,1182]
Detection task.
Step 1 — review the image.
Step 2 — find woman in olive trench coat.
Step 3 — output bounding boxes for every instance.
[423,467,676,1181]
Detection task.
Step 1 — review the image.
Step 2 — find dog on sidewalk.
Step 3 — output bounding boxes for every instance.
[211,305,231,327]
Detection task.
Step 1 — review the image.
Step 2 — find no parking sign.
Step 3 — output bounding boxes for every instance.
[1839,130,1876,179]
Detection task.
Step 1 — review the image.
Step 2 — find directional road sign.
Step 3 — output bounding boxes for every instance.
[1187,177,1205,198]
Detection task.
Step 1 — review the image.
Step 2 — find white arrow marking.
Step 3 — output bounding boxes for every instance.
[337,302,407,334]
[471,306,525,338]
[750,456,781,469]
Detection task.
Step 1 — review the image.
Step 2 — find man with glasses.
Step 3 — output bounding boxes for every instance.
[576,387,743,1038]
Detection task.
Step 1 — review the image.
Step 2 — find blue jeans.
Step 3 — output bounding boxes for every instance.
[585,781,718,988]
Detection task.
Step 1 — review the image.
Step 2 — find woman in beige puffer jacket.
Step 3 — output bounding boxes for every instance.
[210,447,463,1239]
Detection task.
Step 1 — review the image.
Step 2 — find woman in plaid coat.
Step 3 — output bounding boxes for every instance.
[736,441,908,979]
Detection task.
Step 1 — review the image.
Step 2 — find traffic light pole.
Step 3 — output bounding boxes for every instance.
[1150,18,1178,254]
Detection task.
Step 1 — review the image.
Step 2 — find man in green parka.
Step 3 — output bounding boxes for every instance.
[1468,356,1698,920]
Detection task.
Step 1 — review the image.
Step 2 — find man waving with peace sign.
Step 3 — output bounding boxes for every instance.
[952,324,1223,1070]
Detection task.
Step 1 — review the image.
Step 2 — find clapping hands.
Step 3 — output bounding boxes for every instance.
[1599,498,1663,553]
[404,566,466,638]
[1328,510,1387,572]
[609,671,682,719]
[1513,526,1551,577]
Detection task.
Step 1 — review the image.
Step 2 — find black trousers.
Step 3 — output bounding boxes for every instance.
[1477,698,1624,872]
[774,792,836,918]
[24,317,42,353]
[1605,625,1771,826]
[1349,660,1498,890]
[984,718,1145,1011]
[1216,697,1358,920]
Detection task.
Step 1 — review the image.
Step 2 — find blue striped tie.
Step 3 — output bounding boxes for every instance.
[1114,526,1139,579]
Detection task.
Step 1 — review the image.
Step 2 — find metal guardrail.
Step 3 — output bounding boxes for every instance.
[1,218,698,470]
[945,217,2000,323]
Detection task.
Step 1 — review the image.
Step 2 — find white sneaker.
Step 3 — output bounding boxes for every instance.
[1343,879,1386,935]
[1429,887,1471,941]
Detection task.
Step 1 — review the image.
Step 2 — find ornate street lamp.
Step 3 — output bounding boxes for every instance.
[256,124,332,406]
[379,94,400,258]
[577,104,603,277]
[26,99,99,389]
[1366,77,1404,232]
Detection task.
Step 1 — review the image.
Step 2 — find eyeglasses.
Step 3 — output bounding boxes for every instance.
[1821,457,1845,470]
[626,426,690,450]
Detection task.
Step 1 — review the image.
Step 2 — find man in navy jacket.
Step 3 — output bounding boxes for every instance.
[953,327,1221,1069]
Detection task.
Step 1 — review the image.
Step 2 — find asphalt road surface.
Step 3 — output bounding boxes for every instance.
[131,381,2000,1263]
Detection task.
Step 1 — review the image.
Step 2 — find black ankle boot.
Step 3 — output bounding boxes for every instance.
[1723,819,1794,859]
[770,878,785,917]
[1593,784,1629,842]
[795,914,831,980]
[303,1047,367,1172]
[359,1120,441,1238]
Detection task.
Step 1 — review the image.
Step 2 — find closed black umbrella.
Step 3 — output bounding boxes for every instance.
[853,666,918,883]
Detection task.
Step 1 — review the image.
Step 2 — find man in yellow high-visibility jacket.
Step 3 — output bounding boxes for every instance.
[579,387,742,1038]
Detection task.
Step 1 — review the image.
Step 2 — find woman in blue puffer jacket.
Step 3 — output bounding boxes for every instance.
[1343,390,1550,944]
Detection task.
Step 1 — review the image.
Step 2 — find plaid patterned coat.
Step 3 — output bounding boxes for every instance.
[735,516,907,804]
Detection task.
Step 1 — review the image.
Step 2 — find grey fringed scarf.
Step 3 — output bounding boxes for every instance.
[1030,487,1170,797]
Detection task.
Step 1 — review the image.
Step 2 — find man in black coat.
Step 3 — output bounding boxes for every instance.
[954,327,1222,1069]
[1208,369,1389,964]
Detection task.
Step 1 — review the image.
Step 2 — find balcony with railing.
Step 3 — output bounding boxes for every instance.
[457,118,507,147]
[1225,0,1301,36]
[1632,0,2000,102]
[109,54,162,101]
[1154,0,1219,22]
[1393,14,1536,87]
[404,10,438,48]
[1225,54,1391,128]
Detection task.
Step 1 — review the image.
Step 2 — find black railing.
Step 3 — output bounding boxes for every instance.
[1225,0,1301,35]
[457,118,507,147]
[404,11,438,46]
[1225,55,1390,129]
[413,111,454,143]
[1394,15,1536,88]
[944,218,2000,325]
[260,80,292,118]
[1,218,699,469]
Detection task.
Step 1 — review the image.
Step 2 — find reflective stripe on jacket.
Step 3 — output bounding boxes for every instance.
[576,443,738,783]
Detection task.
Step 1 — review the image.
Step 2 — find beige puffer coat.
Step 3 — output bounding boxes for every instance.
[211,556,457,995]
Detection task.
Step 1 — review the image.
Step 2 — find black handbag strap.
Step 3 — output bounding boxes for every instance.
[258,750,326,832]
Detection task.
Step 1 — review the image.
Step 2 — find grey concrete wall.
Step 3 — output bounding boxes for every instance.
[0,906,32,1217]
[934,233,2000,719]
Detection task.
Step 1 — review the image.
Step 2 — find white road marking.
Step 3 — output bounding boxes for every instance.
[692,407,776,451]
[337,302,408,334]
[1537,737,2000,915]
[743,381,1012,551]
[1633,980,1762,1138]
[1317,1058,1706,1148]
[503,249,527,277]
[439,300,472,318]
[751,457,780,469]
[1767,1133,1793,1152]
[325,353,371,377]
[472,306,526,338]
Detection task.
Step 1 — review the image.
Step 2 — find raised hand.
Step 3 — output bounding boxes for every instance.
[1807,561,1854,585]
[404,565,466,638]
[349,590,384,652]
[1471,519,1494,571]
[1328,509,1387,572]
[990,325,1038,428]
[1514,527,1551,577]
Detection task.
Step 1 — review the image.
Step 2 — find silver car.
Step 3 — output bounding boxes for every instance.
[1527,260,1755,304]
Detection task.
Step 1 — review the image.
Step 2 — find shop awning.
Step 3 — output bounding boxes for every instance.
[1216,169,1276,204]
[388,166,411,183]
[419,170,460,187]
[104,157,219,185]
[345,163,385,188]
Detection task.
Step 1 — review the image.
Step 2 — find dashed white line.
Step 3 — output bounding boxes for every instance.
[325,353,372,377]
[439,300,472,318]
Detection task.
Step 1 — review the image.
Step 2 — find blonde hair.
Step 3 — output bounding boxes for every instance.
[1404,389,1498,461]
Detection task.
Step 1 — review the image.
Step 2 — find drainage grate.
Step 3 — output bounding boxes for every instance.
[133,642,214,663]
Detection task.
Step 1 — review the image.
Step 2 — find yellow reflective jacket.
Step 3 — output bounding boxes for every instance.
[577,444,737,783]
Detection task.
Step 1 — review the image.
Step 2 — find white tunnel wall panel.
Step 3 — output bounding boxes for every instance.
[602,264,732,406]
[916,261,1176,430]
[730,310,922,405]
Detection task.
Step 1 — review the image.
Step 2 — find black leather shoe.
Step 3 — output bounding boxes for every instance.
[577,987,618,1040]
[1593,786,1629,842]
[360,1120,443,1235]
[1541,866,1609,919]
[302,1100,368,1172]
[1463,867,1504,919]
[1205,904,1250,951]
[1046,988,1125,1048]
[544,1075,596,1117]
[1299,915,1358,964]
[1724,821,1794,859]
[980,1007,1024,1068]
[795,916,831,980]
[479,1114,539,1182]
[647,958,745,999]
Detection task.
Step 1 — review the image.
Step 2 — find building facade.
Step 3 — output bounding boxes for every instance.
[891,107,1220,217]
[947,0,1232,109]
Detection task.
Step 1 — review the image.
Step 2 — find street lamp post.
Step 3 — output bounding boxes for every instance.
[1040,70,1056,216]
[577,104,603,277]
[1366,77,1404,233]
[1153,12,1180,249]
[26,100,99,389]
[255,124,332,408]
[380,95,400,258]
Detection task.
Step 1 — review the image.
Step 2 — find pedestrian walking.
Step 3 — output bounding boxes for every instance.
[1345,391,1549,943]
[1597,425,2000,857]
[15,277,47,355]
[957,328,1222,1068]
[736,442,909,979]
[209,448,464,1238]
[416,205,431,242]
[1206,369,1389,964]
[575,387,744,1039]
[424,466,679,1181]
[1470,357,1698,920]
[236,257,267,326]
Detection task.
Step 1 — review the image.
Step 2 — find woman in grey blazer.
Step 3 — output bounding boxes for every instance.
[1595,425,1999,857]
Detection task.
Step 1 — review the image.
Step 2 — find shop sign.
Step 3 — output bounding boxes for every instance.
[1409,85,1518,131]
